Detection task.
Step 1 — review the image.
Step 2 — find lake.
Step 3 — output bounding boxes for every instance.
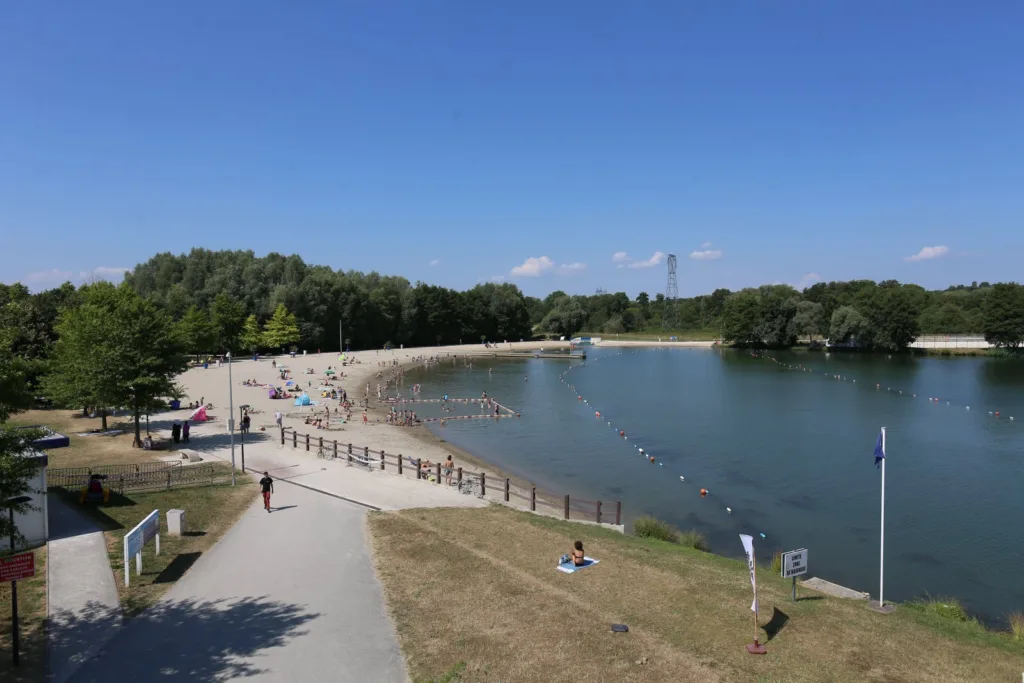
[406,347,1024,623]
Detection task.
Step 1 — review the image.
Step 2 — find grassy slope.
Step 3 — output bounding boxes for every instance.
[369,505,1024,683]
[11,409,167,469]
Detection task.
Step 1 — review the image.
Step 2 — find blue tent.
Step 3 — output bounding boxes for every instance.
[294,394,311,406]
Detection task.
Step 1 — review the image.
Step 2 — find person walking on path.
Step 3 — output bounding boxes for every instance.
[275,410,283,429]
[260,472,274,512]
[182,420,190,443]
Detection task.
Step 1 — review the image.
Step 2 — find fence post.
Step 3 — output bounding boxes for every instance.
[380,451,386,471]
[333,440,338,459]
[530,487,536,511]
[457,467,462,484]
[564,494,570,520]
[364,446,369,466]
[415,458,421,480]
[398,454,403,475]
[596,501,602,524]
[435,463,441,484]
[305,434,310,451]
[167,468,171,490]
[348,443,353,455]
[615,501,622,526]
[293,431,297,448]
[504,478,510,502]
[319,436,323,453]
[481,472,486,496]
[280,428,284,445]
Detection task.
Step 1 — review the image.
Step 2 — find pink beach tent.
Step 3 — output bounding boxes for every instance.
[189,405,208,422]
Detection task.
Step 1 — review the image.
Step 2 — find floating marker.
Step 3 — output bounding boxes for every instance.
[760,533,766,539]
[726,507,732,513]
[679,476,685,482]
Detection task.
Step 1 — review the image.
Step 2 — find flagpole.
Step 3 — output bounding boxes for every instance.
[879,426,886,608]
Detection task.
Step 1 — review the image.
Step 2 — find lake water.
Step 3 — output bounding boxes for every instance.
[407,348,1024,623]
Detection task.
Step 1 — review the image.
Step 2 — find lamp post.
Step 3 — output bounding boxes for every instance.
[239,405,246,473]
[5,495,32,668]
[227,351,236,485]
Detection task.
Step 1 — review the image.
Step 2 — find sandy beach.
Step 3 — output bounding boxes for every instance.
[174,339,716,498]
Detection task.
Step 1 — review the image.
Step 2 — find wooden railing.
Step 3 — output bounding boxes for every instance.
[280,427,622,526]
[49,461,219,494]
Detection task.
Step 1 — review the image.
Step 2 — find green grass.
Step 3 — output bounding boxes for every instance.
[59,464,255,616]
[677,529,710,552]
[370,505,1024,683]
[632,515,679,543]
[0,547,47,682]
[1009,612,1024,641]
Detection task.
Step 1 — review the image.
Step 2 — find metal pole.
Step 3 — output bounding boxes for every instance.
[239,406,245,473]
[10,507,19,667]
[792,576,796,602]
[879,426,886,607]
[228,352,236,485]
[339,320,343,352]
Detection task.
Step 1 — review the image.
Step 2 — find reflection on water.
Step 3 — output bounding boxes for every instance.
[407,348,1024,623]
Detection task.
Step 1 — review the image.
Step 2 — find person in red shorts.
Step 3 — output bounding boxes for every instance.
[259,472,274,512]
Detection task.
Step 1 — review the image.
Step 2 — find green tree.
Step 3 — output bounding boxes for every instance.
[866,286,921,351]
[46,283,186,446]
[721,290,761,344]
[240,314,263,354]
[262,304,301,351]
[176,305,216,360]
[210,292,246,352]
[982,283,1024,348]
[829,306,868,345]
[0,327,43,549]
[788,300,825,341]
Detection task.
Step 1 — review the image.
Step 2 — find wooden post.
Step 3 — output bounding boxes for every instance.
[480,472,486,496]
[457,467,462,484]
[348,443,353,455]
[333,440,338,459]
[380,451,386,471]
[530,487,536,511]
[305,434,310,451]
[596,501,602,524]
[435,462,441,484]
[319,436,323,453]
[397,454,403,475]
[292,431,297,448]
[615,501,622,526]
[364,446,369,464]
[564,495,570,519]
[415,458,421,480]
[504,478,510,502]
[280,428,285,445]
[346,444,352,463]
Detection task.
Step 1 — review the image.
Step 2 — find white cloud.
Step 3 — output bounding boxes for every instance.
[558,262,586,274]
[689,249,723,261]
[17,265,130,291]
[799,272,821,289]
[510,256,555,277]
[23,269,74,287]
[627,251,666,269]
[701,241,712,249]
[429,259,440,266]
[904,245,949,262]
[611,251,630,263]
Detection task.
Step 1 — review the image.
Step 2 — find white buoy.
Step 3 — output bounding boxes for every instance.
[726,507,732,513]
[679,476,685,482]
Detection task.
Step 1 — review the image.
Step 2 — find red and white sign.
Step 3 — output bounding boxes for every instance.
[0,552,35,582]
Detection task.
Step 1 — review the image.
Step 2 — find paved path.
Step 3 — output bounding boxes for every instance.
[46,496,122,683]
[67,482,408,683]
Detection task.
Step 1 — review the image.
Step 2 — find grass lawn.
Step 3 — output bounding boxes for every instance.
[61,464,255,616]
[0,547,47,682]
[368,505,1024,683]
[10,409,167,469]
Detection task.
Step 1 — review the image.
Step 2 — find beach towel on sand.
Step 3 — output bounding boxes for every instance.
[556,557,599,573]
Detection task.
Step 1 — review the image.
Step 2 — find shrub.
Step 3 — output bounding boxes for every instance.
[1009,612,1024,641]
[770,550,782,575]
[633,516,679,543]
[678,529,710,552]
[906,597,973,623]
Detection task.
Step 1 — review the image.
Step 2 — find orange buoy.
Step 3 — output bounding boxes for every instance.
[995,411,1000,417]
[649,456,655,463]
[578,395,582,401]
[700,488,708,497]
[595,411,600,417]
[619,430,625,437]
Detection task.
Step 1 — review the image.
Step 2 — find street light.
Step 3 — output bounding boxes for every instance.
[227,352,236,486]
[5,495,32,668]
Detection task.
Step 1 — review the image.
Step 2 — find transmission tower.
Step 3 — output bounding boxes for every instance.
[663,254,678,329]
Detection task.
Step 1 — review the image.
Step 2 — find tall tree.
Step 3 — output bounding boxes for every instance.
[46,283,186,446]
[982,283,1024,348]
[210,292,246,353]
[0,326,43,548]
[829,306,868,344]
[788,300,825,341]
[176,305,216,360]
[240,314,264,354]
[262,304,301,351]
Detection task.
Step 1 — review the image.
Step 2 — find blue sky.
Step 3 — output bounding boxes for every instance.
[2,2,1022,298]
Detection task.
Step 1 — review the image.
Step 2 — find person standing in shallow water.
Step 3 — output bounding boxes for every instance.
[260,472,274,512]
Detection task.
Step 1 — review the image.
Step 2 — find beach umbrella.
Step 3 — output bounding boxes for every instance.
[325,370,336,375]
[285,380,295,386]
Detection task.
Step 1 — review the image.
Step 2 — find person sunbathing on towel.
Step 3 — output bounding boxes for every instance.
[571,540,586,566]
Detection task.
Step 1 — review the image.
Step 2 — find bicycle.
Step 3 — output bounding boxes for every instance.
[458,476,484,499]
[316,443,330,459]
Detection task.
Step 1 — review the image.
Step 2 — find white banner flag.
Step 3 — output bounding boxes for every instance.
[739,534,758,613]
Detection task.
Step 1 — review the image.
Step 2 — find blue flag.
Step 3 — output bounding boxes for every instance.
[873,431,885,468]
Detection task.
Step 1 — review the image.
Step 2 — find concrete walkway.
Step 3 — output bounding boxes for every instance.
[46,496,121,683]
[67,482,408,683]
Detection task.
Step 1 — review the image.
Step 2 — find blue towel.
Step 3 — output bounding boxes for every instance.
[556,557,599,573]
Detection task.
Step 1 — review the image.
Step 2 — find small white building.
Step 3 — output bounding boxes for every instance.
[0,449,50,552]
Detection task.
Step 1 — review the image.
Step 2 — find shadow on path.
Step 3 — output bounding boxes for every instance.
[59,597,319,683]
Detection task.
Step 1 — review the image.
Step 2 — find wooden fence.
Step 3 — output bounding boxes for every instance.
[280,427,622,526]
[49,461,218,494]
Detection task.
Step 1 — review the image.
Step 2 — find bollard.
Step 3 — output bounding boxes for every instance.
[615,501,622,526]
[596,501,602,524]
[481,472,486,496]
[530,487,536,512]
[504,478,510,502]
[435,462,441,484]
[564,494,570,520]
[305,434,310,451]
[398,454,403,475]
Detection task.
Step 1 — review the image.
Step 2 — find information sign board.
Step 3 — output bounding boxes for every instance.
[0,553,35,582]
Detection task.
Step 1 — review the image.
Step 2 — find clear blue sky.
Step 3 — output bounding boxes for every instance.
[2,2,1022,298]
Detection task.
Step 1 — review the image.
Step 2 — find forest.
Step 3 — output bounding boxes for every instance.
[2,250,1023,366]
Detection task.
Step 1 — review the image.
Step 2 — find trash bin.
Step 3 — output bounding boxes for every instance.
[170,400,181,410]
[203,362,208,369]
